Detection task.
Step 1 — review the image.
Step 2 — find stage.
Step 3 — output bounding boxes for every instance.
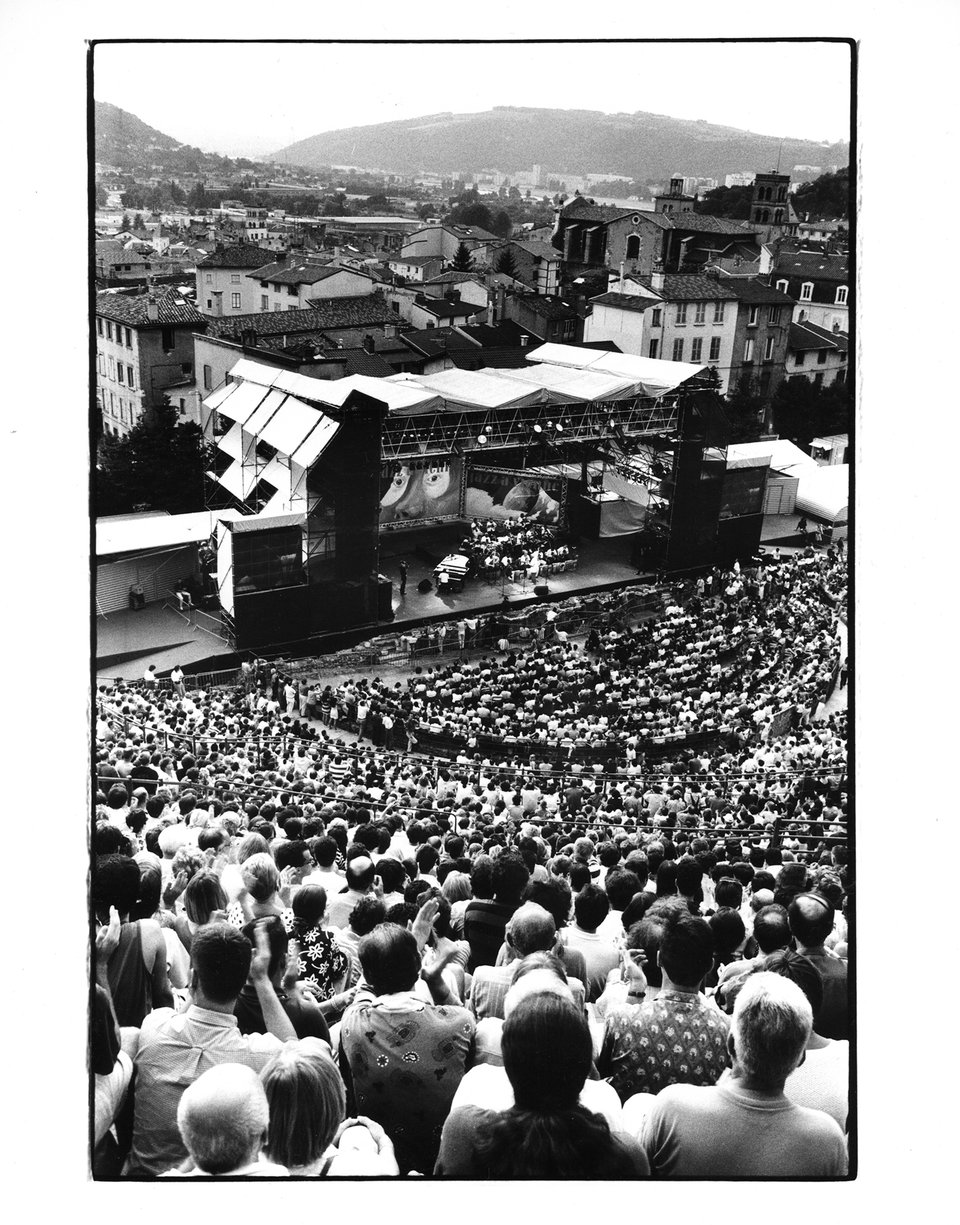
[378,522,643,623]
[95,526,649,680]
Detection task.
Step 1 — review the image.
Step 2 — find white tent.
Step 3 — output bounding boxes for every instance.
[525,343,704,397]
[795,463,849,526]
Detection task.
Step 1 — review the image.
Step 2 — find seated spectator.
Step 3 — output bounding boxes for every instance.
[435,993,649,1178]
[166,1064,286,1177]
[93,855,172,1028]
[463,852,529,970]
[289,885,352,1004]
[563,884,621,1003]
[599,910,729,1103]
[260,1041,398,1175]
[235,916,330,1043]
[788,893,848,1040]
[339,915,475,1173]
[128,921,298,1177]
[762,950,849,1130]
[327,855,377,931]
[640,973,847,1176]
[470,902,584,1020]
[716,903,792,1010]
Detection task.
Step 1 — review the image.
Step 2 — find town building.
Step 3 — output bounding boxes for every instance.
[501,238,561,295]
[768,249,849,332]
[749,172,800,244]
[786,321,849,388]
[502,293,582,345]
[95,289,206,436]
[387,254,446,283]
[399,223,500,266]
[248,255,377,311]
[195,243,276,317]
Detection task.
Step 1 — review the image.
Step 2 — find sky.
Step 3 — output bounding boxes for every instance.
[94,40,852,159]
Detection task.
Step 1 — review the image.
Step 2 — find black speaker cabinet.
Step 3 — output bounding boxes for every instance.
[232,586,310,650]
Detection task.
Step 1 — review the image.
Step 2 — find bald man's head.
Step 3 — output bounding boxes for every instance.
[504,968,574,1018]
[346,855,376,892]
[788,893,835,948]
[506,902,557,957]
[177,1064,269,1174]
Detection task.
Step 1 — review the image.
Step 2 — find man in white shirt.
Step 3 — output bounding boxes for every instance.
[166,1064,288,1177]
[563,885,621,1003]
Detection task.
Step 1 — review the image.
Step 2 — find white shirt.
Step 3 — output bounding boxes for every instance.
[449,1063,625,1135]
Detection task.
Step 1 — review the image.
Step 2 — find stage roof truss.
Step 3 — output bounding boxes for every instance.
[379,394,680,461]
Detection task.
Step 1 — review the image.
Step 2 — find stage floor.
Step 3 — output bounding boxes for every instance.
[378,525,643,624]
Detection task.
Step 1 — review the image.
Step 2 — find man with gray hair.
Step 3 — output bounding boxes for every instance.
[468,902,584,1021]
[640,972,847,1176]
[167,1064,288,1177]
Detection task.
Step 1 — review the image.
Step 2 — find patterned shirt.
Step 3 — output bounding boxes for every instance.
[340,992,475,1173]
[599,988,730,1102]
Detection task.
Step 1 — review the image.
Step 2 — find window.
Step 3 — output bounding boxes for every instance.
[672,338,684,361]
[776,279,789,294]
[743,338,755,363]
[748,304,760,327]
[694,302,706,325]
[795,352,806,367]
[651,307,662,327]
[261,295,269,311]
[709,336,721,362]
[274,303,284,311]
[759,370,771,391]
[690,337,703,362]
[203,365,212,391]
[818,349,828,364]
[273,283,283,294]
[97,354,105,376]
[800,282,814,302]
[117,364,124,385]
[125,327,132,347]
[764,336,775,362]
[287,285,298,297]
[231,293,242,309]
[625,234,640,260]
[648,338,660,359]
[160,327,174,352]
[181,363,192,376]
[713,302,725,324]
[96,317,103,336]
[106,321,113,341]
[675,303,687,325]
[813,372,824,387]
[835,368,846,386]
[207,299,213,309]
[179,398,187,415]
[835,286,848,305]
[231,274,241,284]
[205,273,213,283]
[127,365,135,386]
[768,306,781,326]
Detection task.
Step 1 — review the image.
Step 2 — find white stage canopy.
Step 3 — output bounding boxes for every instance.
[525,343,704,397]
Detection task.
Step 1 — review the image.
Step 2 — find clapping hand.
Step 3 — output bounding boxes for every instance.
[250,919,273,982]
[410,897,439,952]
[96,906,122,962]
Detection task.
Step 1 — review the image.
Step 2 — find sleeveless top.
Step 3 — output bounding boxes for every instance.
[107,921,152,1028]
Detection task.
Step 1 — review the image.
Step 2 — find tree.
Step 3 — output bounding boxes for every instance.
[96,183,108,208]
[772,377,850,446]
[723,377,768,443]
[792,166,850,221]
[491,209,513,239]
[495,247,518,279]
[168,180,186,205]
[696,185,753,220]
[120,212,131,232]
[187,181,208,210]
[96,405,212,516]
[451,242,474,272]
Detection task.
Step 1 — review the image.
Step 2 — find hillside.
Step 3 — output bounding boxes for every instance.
[272,106,849,182]
[94,100,186,166]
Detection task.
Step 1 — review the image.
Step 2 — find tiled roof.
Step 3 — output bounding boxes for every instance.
[249,259,361,285]
[560,198,636,224]
[773,251,848,282]
[668,213,757,236]
[590,291,659,313]
[95,290,205,328]
[400,328,478,359]
[422,271,485,286]
[448,347,528,370]
[517,295,580,320]
[630,275,740,302]
[318,327,411,355]
[716,278,796,305]
[203,292,394,339]
[390,254,442,266]
[788,321,849,353]
[457,320,529,348]
[451,224,499,243]
[510,238,562,260]
[413,297,486,320]
[335,349,396,377]
[197,244,276,269]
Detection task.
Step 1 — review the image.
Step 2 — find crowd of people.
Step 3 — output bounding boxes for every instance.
[92,543,849,1179]
[461,516,575,581]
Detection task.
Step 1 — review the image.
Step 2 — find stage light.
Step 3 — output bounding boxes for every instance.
[532,423,543,435]
[555,422,564,433]
[477,433,488,446]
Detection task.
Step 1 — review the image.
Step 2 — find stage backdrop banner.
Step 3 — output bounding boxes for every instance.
[464,466,563,525]
[599,498,646,537]
[379,457,464,526]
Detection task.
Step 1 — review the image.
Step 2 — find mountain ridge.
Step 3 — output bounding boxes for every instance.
[271,105,848,182]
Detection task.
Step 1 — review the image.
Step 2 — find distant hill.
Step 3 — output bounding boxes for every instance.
[272,106,849,182]
[94,100,186,166]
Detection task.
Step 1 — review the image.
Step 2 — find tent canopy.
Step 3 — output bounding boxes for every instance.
[795,463,848,523]
[525,343,704,397]
[96,509,244,559]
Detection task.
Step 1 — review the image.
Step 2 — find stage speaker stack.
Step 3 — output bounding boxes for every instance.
[534,582,550,597]
[418,578,433,594]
